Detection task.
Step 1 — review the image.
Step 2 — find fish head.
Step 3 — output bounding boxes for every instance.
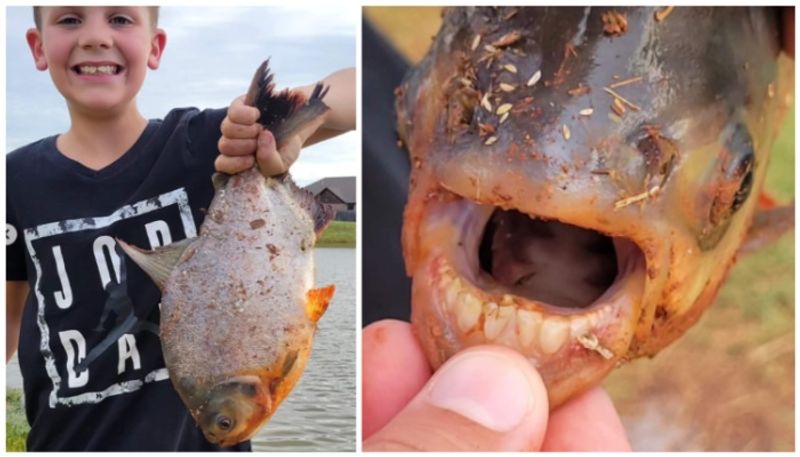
[397,7,792,407]
[196,375,272,447]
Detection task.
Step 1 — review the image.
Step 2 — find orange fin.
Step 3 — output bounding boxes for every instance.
[758,192,777,209]
[306,285,335,322]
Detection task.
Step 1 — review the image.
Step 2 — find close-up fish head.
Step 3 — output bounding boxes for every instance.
[116,60,335,446]
[396,6,793,407]
[195,375,272,447]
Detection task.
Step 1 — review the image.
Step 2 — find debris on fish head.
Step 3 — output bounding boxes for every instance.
[396,7,793,408]
[118,59,335,446]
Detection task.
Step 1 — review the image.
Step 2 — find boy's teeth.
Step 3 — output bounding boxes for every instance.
[79,65,118,75]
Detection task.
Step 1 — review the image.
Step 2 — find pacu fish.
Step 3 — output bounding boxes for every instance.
[396,7,793,408]
[118,61,335,446]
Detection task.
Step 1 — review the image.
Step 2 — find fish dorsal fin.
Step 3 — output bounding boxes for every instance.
[306,285,335,323]
[738,201,794,255]
[116,237,196,290]
[280,175,336,240]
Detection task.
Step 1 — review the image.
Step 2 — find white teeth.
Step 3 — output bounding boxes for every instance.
[483,303,514,341]
[456,293,482,332]
[539,317,570,355]
[79,65,118,75]
[516,308,542,348]
[569,316,590,339]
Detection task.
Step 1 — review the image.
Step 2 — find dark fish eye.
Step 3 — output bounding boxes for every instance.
[216,415,234,431]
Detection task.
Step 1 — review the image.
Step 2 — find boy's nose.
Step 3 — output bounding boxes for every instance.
[78,23,113,50]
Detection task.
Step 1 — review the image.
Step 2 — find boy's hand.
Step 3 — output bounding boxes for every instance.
[216,95,327,177]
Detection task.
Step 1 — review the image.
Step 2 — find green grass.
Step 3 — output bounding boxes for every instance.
[316,221,355,248]
[7,389,28,452]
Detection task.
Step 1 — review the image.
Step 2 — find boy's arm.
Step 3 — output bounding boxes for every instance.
[7,281,29,362]
[295,67,356,147]
[216,67,356,177]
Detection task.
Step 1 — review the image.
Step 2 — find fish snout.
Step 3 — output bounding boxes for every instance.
[199,375,272,447]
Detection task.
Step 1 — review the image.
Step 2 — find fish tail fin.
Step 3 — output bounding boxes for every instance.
[244,59,330,145]
[306,285,335,323]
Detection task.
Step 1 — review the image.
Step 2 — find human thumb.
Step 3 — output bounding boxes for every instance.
[363,346,549,451]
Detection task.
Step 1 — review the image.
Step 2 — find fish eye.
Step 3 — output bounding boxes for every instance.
[216,415,234,432]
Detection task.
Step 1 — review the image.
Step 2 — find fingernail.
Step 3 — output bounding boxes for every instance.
[426,350,536,432]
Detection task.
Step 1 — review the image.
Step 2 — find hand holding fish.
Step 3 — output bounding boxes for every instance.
[216,67,354,177]
[362,320,631,451]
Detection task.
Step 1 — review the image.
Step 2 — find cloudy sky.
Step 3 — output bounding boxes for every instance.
[5,6,357,186]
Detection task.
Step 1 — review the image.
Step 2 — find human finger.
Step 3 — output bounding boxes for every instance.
[363,345,549,451]
[541,386,631,451]
[220,116,261,141]
[362,320,432,439]
[218,136,258,158]
[214,154,255,175]
[227,95,261,124]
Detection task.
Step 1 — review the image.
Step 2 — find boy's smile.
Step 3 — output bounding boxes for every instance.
[27,6,165,116]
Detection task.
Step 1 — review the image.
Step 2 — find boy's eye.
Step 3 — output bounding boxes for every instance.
[56,14,82,26]
[108,14,134,26]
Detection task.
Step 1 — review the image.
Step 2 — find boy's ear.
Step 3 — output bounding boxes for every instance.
[26,28,48,71]
[148,28,167,70]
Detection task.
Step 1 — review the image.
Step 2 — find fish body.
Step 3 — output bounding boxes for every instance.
[396,7,793,408]
[119,61,334,446]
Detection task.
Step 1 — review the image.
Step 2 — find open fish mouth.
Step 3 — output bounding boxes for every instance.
[413,189,647,365]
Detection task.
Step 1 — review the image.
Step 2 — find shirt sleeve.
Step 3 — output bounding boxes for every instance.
[6,196,27,281]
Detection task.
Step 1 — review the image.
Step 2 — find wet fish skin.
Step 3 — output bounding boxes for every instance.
[397,7,793,408]
[119,61,335,446]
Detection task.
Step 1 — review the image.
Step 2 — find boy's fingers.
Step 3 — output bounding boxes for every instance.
[214,154,254,175]
[364,346,550,452]
[541,386,631,451]
[227,96,261,124]
[218,136,257,157]
[255,129,286,176]
[220,116,261,140]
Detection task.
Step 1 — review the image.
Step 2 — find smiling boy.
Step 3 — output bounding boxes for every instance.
[6,6,354,451]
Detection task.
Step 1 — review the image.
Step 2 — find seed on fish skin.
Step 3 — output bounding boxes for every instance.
[481,92,493,112]
[539,317,569,355]
[456,293,482,332]
[471,34,481,51]
[526,69,542,87]
[562,124,571,140]
[492,30,522,48]
[577,333,615,359]
[579,108,594,116]
[768,83,775,98]
[484,44,499,53]
[611,97,626,116]
[654,6,675,22]
[516,309,542,348]
[499,83,515,92]
[503,63,518,74]
[496,103,513,116]
[460,77,473,87]
[484,136,498,146]
[602,86,641,111]
[499,112,509,124]
[484,305,514,341]
[568,84,591,96]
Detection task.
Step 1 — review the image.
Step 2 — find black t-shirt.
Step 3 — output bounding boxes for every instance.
[6,108,251,451]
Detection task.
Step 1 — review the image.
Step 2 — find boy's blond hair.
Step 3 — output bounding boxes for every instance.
[33,6,160,30]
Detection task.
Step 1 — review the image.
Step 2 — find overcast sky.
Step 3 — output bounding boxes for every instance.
[5,6,357,186]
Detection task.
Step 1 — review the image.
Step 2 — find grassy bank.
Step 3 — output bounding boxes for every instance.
[7,389,28,451]
[316,221,355,248]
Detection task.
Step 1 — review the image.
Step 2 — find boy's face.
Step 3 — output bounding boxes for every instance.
[26,7,166,116]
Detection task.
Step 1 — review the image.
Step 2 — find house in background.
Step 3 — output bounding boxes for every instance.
[304,176,356,221]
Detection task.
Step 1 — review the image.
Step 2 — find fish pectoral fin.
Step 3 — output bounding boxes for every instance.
[738,201,794,255]
[305,285,335,322]
[116,237,197,290]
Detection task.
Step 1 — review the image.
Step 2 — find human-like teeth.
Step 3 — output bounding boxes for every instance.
[516,308,542,348]
[483,303,514,341]
[79,65,118,75]
[456,292,482,331]
[539,317,570,355]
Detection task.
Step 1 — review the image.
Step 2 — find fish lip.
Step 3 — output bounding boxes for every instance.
[411,187,647,360]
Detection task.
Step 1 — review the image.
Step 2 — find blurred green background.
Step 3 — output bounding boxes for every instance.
[365,6,794,451]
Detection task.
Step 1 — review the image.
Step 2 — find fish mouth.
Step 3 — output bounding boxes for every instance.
[412,190,647,375]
